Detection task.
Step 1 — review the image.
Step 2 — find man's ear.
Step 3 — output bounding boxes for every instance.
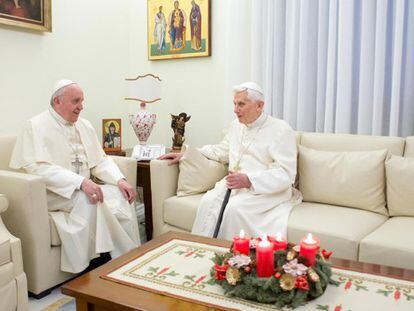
[53,96,60,107]
[257,101,264,110]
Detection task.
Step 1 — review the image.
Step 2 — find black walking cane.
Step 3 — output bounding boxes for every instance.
[213,189,232,238]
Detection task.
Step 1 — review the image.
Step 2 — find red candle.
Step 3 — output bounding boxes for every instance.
[299,233,320,266]
[233,229,250,255]
[256,235,274,277]
[268,232,287,251]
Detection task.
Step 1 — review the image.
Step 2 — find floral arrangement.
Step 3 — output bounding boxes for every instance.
[211,239,338,309]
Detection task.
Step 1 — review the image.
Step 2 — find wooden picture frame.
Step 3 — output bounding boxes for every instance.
[0,0,51,32]
[147,0,210,60]
[102,119,122,152]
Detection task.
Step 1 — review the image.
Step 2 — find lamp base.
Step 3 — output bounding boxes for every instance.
[129,103,157,145]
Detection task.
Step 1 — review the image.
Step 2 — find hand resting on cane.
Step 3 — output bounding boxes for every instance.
[225,171,252,189]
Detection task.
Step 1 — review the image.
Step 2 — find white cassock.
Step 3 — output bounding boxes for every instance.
[191,113,302,240]
[154,11,167,50]
[10,108,140,273]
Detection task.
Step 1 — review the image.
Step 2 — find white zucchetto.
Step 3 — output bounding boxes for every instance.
[52,79,77,95]
[234,81,264,95]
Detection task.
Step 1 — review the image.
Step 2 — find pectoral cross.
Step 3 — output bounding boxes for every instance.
[71,155,83,174]
[233,161,241,172]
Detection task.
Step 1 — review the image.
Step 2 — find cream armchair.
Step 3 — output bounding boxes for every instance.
[0,136,137,297]
[0,194,28,311]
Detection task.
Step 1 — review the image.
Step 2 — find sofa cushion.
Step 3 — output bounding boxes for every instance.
[0,237,11,266]
[298,146,388,215]
[404,136,414,157]
[386,156,414,217]
[0,262,14,287]
[295,132,301,145]
[300,132,405,155]
[0,195,8,213]
[164,194,203,231]
[0,276,17,311]
[177,147,227,197]
[0,136,16,171]
[359,217,414,270]
[288,202,388,260]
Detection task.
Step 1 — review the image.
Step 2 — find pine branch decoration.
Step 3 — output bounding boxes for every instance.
[211,242,336,309]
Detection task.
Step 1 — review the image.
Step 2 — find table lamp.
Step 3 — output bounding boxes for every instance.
[125,74,162,145]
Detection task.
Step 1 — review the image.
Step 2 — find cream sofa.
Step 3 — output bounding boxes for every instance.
[150,133,414,270]
[0,194,28,311]
[0,136,137,297]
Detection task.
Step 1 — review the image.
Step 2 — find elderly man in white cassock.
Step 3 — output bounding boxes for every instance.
[10,80,140,273]
[159,82,301,240]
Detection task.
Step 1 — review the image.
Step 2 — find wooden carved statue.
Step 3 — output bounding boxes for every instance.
[171,112,191,151]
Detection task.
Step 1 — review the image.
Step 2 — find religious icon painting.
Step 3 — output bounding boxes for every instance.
[147,0,210,60]
[0,0,51,32]
[102,119,122,152]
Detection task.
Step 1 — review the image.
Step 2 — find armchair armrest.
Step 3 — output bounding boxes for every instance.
[150,160,179,237]
[111,156,137,188]
[0,216,25,276]
[0,170,51,255]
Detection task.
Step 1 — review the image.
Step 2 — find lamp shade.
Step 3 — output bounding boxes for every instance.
[125,74,162,145]
[125,74,162,103]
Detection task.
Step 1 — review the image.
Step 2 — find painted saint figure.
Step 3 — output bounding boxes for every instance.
[168,1,186,51]
[104,122,120,149]
[190,0,202,51]
[153,5,167,53]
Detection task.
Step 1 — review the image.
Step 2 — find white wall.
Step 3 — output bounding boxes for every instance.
[0,0,252,149]
[127,0,228,148]
[0,0,131,140]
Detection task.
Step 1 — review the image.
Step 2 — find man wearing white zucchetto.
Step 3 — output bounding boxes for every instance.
[159,82,302,240]
[10,80,140,273]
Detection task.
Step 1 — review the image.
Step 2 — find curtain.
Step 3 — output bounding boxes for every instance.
[251,0,414,136]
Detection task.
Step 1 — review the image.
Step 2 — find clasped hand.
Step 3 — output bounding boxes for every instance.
[226,171,252,189]
[81,178,136,204]
[81,179,104,204]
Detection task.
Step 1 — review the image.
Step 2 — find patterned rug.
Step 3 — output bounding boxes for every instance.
[42,297,75,311]
[103,239,414,311]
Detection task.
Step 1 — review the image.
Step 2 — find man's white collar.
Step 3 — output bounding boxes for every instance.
[49,107,72,126]
[246,113,266,129]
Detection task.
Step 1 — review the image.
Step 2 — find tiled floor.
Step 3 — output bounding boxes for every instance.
[28,209,147,311]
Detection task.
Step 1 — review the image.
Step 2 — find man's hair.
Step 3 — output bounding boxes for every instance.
[50,86,68,106]
[233,86,264,103]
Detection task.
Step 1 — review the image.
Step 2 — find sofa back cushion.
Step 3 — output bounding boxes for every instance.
[298,146,388,215]
[0,136,16,171]
[300,133,405,155]
[295,132,301,145]
[177,147,227,197]
[404,136,414,158]
[385,155,414,216]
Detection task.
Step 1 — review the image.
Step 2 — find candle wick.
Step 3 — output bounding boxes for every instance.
[239,229,245,239]
[305,233,315,244]
[276,233,283,241]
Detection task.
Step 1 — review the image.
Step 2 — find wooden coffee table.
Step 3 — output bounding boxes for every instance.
[61,232,414,311]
